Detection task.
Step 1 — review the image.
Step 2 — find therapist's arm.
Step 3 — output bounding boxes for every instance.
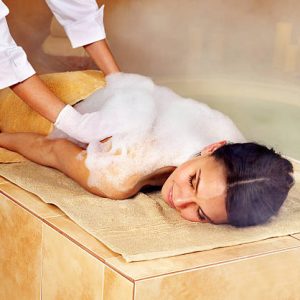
[10,75,112,144]
[45,0,120,75]
[10,75,65,123]
[0,1,115,143]
[84,40,120,75]
[0,2,64,122]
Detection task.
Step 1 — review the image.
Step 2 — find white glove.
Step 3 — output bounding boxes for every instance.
[54,105,107,143]
[55,73,156,143]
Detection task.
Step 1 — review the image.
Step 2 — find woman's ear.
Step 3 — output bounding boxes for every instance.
[201,140,227,156]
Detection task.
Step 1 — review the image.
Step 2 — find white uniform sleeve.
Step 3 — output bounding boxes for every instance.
[45,0,106,48]
[0,1,35,89]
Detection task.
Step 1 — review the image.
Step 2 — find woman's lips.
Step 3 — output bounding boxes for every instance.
[167,185,176,209]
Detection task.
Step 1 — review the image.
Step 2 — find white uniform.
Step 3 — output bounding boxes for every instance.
[0,0,106,89]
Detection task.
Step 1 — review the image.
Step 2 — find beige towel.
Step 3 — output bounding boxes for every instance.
[0,160,299,262]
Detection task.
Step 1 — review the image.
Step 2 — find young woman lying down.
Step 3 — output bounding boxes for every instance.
[0,73,294,227]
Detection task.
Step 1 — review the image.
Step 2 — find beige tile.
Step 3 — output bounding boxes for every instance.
[107,236,300,280]
[135,248,300,300]
[103,266,134,300]
[0,180,64,219]
[0,193,42,300]
[0,176,8,184]
[42,224,105,300]
[44,214,120,261]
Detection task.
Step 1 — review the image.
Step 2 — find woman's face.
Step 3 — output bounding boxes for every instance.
[161,143,229,224]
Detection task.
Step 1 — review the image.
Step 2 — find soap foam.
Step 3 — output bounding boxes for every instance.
[49,73,246,191]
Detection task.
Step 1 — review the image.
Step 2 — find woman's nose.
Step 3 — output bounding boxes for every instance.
[173,196,195,209]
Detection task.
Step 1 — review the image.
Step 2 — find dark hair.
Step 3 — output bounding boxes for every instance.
[211,143,295,227]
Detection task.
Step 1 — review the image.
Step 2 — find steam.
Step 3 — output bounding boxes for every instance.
[104,0,300,80]
[7,0,300,80]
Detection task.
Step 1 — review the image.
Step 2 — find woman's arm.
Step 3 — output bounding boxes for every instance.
[0,132,134,199]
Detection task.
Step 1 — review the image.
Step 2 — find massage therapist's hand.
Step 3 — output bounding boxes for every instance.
[10,75,107,144]
[54,105,110,143]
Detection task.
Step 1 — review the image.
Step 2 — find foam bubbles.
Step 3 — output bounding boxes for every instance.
[49,73,246,191]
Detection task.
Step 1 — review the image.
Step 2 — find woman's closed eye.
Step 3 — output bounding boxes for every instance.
[198,206,215,224]
[189,171,211,223]
[188,176,207,222]
[188,170,200,190]
[188,175,194,188]
[198,208,206,221]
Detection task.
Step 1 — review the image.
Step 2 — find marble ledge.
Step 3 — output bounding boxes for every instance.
[133,247,300,300]
[106,236,300,280]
